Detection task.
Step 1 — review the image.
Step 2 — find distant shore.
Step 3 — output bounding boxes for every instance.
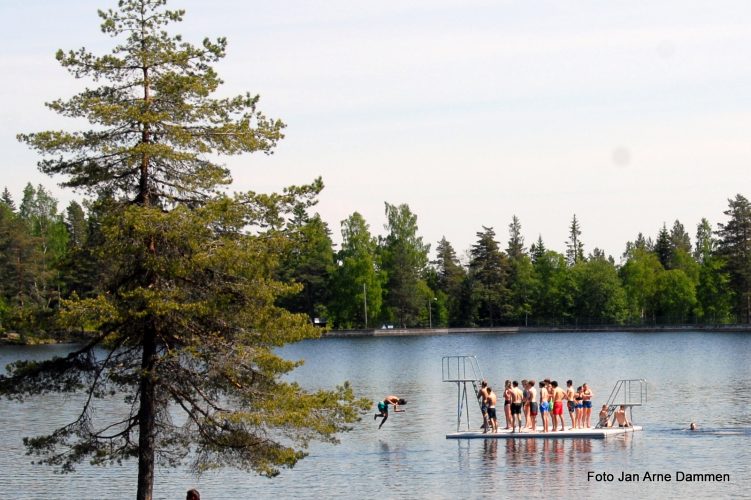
[2,324,749,346]
[324,324,751,337]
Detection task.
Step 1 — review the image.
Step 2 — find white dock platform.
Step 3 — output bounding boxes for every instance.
[446,426,642,439]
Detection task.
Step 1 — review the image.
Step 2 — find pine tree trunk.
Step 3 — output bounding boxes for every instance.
[136,327,157,500]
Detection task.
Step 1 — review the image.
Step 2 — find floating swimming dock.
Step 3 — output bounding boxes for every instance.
[446,426,642,439]
[441,355,647,439]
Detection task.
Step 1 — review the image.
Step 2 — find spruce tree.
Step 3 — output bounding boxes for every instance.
[4,2,367,499]
[1,187,15,211]
[468,226,510,326]
[654,223,672,269]
[507,215,525,259]
[530,234,546,264]
[432,237,466,326]
[565,214,584,266]
[716,194,751,322]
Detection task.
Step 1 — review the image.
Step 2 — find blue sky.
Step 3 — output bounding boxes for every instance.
[2,0,750,261]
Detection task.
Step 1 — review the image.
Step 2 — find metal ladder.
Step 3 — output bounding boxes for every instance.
[596,379,647,428]
[442,355,483,431]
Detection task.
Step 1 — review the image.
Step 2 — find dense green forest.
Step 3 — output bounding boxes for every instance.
[2,183,749,336]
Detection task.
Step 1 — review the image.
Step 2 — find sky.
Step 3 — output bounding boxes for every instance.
[2,0,750,262]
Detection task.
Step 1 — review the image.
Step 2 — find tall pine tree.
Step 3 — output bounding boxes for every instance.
[5,2,367,499]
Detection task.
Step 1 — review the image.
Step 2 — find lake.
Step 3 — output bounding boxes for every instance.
[1,331,750,499]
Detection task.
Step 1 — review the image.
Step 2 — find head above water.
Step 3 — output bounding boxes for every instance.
[551,381,558,388]
[398,398,407,405]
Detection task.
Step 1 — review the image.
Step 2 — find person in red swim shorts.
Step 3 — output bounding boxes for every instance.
[550,380,566,432]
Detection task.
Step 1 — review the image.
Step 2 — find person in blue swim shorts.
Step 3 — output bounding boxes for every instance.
[582,383,593,428]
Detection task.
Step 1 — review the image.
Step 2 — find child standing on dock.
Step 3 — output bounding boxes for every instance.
[539,381,550,433]
[477,380,489,432]
[503,380,513,430]
[510,381,524,432]
[566,380,576,430]
[551,381,566,432]
[527,380,538,432]
[486,386,498,433]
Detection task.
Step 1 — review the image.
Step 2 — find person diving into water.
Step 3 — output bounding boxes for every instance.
[374,395,407,429]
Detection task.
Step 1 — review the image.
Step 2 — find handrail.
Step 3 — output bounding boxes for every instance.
[442,355,483,382]
[442,356,484,431]
[597,379,647,428]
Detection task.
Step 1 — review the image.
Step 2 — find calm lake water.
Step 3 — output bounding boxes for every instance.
[1,331,750,499]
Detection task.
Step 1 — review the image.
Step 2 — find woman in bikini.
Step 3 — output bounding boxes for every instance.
[582,383,593,429]
[575,386,584,429]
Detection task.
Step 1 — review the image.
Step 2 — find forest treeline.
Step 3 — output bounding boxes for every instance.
[2,183,751,336]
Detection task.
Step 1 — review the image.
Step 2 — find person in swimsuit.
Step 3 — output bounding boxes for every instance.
[486,386,498,433]
[477,380,490,432]
[613,405,630,427]
[551,381,565,431]
[598,404,611,428]
[582,383,593,428]
[575,386,584,429]
[527,380,538,432]
[566,380,576,430]
[521,379,530,429]
[374,395,406,429]
[503,380,513,430]
[510,381,524,432]
[538,381,550,433]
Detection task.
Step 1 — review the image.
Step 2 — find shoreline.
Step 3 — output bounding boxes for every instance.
[323,324,751,337]
[2,324,749,345]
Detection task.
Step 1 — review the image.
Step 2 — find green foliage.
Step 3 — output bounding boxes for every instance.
[570,256,627,324]
[330,212,384,328]
[277,208,335,321]
[18,0,283,205]
[654,269,697,323]
[380,203,430,327]
[1,187,15,210]
[531,250,573,324]
[620,248,662,322]
[565,214,584,266]
[3,191,370,477]
[431,237,466,327]
[716,194,751,322]
[467,226,510,326]
[7,1,367,496]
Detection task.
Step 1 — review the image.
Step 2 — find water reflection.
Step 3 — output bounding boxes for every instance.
[482,438,498,464]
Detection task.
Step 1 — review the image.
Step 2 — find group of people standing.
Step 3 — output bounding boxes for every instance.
[477,379,594,433]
